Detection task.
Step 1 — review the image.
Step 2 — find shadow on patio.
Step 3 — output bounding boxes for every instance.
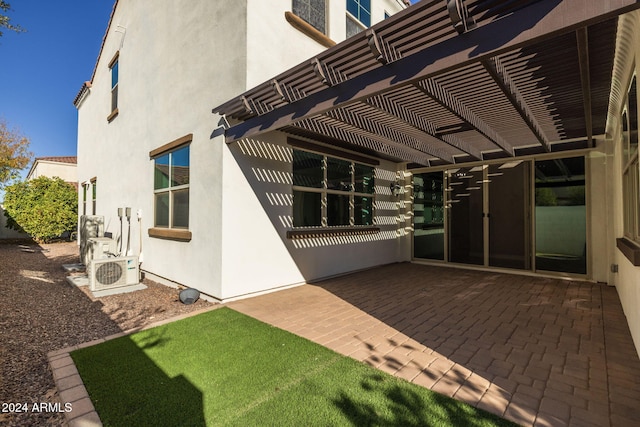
[228,263,640,426]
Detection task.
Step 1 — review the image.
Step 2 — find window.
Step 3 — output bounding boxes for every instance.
[108,52,119,121]
[293,0,326,34]
[346,0,371,37]
[149,135,192,241]
[82,184,87,215]
[111,60,118,110]
[623,75,640,243]
[153,145,189,230]
[413,172,445,261]
[292,149,375,227]
[81,179,96,215]
[91,178,97,215]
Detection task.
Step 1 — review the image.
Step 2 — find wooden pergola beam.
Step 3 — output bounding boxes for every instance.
[482,57,551,152]
[576,27,593,147]
[219,0,638,144]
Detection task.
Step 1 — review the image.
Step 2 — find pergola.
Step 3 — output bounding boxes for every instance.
[213,0,640,168]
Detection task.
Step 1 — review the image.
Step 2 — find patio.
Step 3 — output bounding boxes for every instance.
[228,263,640,426]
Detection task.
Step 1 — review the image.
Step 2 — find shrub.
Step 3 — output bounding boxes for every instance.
[3,176,77,242]
[535,187,557,206]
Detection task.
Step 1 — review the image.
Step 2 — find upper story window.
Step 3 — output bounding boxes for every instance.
[292,148,375,228]
[293,0,326,34]
[347,0,371,26]
[108,52,119,122]
[346,0,371,38]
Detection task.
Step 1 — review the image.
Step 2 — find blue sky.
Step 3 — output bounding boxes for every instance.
[0,1,113,175]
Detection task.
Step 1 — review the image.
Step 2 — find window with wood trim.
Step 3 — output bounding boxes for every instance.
[293,0,326,34]
[91,178,97,215]
[108,52,119,120]
[82,178,97,215]
[292,148,375,228]
[82,183,87,215]
[153,144,190,230]
[623,74,640,243]
[346,0,371,38]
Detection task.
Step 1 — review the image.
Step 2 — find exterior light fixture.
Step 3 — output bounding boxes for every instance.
[390,181,402,197]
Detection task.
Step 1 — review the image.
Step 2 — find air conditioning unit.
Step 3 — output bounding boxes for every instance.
[87,237,117,262]
[80,215,104,265]
[89,256,139,293]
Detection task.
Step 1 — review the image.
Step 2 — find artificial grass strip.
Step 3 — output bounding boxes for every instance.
[71,307,515,427]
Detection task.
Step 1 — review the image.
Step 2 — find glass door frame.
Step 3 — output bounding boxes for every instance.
[411,151,591,279]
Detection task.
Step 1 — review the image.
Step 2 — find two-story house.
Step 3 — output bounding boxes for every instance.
[76,1,640,357]
[74,0,408,298]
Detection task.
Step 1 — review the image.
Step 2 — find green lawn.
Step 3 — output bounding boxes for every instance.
[71,307,516,427]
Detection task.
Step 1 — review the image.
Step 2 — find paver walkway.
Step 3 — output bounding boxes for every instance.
[228,263,640,426]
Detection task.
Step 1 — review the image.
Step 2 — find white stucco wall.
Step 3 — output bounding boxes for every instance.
[609,11,640,355]
[77,0,249,298]
[0,204,30,239]
[28,161,77,183]
[587,148,609,284]
[218,132,408,300]
[77,0,408,300]
[245,0,406,87]
[219,0,409,298]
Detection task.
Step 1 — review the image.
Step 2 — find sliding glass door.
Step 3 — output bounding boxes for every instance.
[534,157,586,274]
[413,156,586,276]
[448,167,484,265]
[445,162,530,268]
[488,161,530,270]
[413,172,445,260]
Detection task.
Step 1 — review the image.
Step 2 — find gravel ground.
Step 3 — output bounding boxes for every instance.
[0,241,214,426]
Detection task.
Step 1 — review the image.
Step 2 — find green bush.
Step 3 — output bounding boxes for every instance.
[3,176,77,242]
[535,187,557,206]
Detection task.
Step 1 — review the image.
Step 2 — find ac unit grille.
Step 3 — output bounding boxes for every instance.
[95,262,124,286]
[89,256,138,292]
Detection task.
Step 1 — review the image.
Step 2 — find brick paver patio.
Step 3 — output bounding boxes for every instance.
[228,263,640,426]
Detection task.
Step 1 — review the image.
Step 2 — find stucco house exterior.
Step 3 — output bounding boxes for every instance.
[26,156,78,188]
[76,0,640,357]
[74,0,408,293]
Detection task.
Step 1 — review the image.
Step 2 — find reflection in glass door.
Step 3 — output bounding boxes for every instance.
[413,172,445,260]
[448,166,484,265]
[534,157,586,274]
[488,161,530,269]
[413,156,586,276]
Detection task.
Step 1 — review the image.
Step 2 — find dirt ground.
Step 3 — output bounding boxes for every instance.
[0,240,214,426]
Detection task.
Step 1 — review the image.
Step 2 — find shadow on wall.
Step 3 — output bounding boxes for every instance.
[227,135,408,279]
[232,137,404,245]
[0,205,30,240]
